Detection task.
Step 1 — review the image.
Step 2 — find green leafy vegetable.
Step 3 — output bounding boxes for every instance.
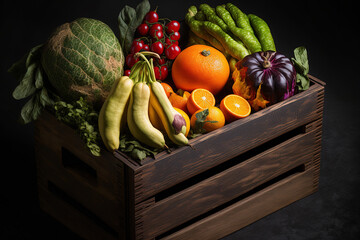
[292,46,310,91]
[118,0,150,54]
[54,98,101,156]
[119,133,161,161]
[8,44,55,123]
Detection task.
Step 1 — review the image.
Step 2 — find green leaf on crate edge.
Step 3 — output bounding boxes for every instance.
[118,0,150,54]
[119,133,160,161]
[291,46,310,91]
[131,148,147,161]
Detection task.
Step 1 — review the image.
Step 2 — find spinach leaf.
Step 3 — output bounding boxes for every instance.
[291,46,310,91]
[12,62,37,100]
[118,0,150,54]
[119,133,161,161]
[9,44,55,124]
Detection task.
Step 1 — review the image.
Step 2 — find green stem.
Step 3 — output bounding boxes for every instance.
[131,52,161,84]
[129,61,142,80]
[134,51,161,61]
[149,58,157,83]
[142,62,147,83]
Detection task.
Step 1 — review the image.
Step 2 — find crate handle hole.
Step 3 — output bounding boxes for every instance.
[61,147,98,185]
[47,180,118,237]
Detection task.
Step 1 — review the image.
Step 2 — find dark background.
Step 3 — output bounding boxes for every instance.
[1,0,359,239]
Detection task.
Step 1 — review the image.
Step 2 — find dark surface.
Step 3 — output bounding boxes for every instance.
[1,0,359,239]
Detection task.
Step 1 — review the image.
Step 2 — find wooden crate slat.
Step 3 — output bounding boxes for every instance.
[140,129,317,238]
[34,111,126,237]
[160,170,316,240]
[36,111,121,195]
[38,182,120,240]
[37,155,121,230]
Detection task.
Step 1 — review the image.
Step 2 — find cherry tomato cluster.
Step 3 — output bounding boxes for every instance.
[124,10,182,81]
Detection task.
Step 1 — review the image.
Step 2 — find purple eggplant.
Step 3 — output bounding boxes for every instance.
[234,51,296,110]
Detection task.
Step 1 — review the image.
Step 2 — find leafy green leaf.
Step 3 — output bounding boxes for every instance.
[31,93,43,121]
[292,46,310,91]
[131,148,147,161]
[9,43,55,124]
[20,96,36,124]
[118,133,160,161]
[118,0,150,54]
[39,88,54,107]
[12,63,37,100]
[54,98,101,156]
[35,67,44,89]
[118,5,136,54]
[293,46,309,73]
[8,44,43,79]
[25,44,43,68]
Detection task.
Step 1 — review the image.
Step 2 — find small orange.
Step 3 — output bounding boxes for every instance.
[161,82,174,98]
[183,90,191,99]
[169,90,190,114]
[220,94,251,123]
[174,107,190,137]
[187,88,216,115]
[190,106,225,133]
[172,44,230,95]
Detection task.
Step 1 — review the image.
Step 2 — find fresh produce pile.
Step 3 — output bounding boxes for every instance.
[8,0,310,161]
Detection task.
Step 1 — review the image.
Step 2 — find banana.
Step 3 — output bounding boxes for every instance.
[127,82,166,149]
[98,76,133,152]
[149,81,189,146]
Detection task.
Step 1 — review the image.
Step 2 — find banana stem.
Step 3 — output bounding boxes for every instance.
[139,62,146,83]
[149,58,157,83]
[134,51,161,60]
[132,51,161,85]
[129,61,142,81]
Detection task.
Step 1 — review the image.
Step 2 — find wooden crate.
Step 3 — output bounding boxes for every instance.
[34,75,325,240]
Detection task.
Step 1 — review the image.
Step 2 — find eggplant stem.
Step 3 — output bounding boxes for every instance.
[260,51,275,69]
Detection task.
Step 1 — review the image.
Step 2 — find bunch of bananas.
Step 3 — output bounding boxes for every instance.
[98,52,188,153]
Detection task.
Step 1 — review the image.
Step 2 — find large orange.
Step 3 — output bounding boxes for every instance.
[172,44,230,95]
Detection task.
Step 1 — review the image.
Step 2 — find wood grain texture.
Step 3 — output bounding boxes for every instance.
[34,78,325,240]
[161,170,316,240]
[135,83,324,202]
[34,111,126,237]
[37,182,119,240]
[141,130,316,238]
